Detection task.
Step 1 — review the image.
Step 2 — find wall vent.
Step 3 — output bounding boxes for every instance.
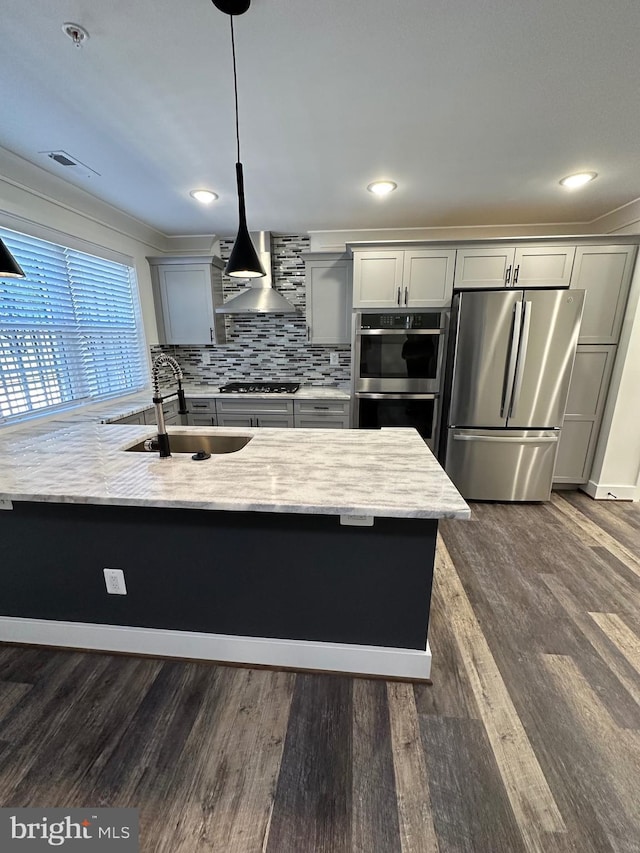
[39,150,100,179]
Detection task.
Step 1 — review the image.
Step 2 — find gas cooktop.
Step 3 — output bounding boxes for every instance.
[219,382,300,394]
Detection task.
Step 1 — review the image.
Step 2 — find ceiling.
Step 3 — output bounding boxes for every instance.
[2,0,640,238]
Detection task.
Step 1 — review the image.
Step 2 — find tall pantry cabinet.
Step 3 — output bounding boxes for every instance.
[554,245,636,484]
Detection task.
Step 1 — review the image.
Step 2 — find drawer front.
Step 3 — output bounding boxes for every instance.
[295,415,349,429]
[216,398,294,416]
[445,428,559,501]
[188,398,216,414]
[294,399,350,416]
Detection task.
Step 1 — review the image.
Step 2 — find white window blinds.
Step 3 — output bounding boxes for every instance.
[0,227,148,421]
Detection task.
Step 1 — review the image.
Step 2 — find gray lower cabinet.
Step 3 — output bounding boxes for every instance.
[293,399,350,428]
[144,398,182,426]
[554,345,616,484]
[112,412,146,425]
[216,398,294,428]
[186,398,217,426]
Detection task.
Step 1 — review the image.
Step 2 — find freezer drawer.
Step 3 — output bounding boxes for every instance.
[445,428,559,502]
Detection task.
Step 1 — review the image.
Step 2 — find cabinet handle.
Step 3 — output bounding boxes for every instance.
[513,265,519,284]
[307,325,310,342]
[313,406,330,410]
[397,287,401,306]
[193,403,208,409]
[404,286,408,305]
[505,265,512,285]
[210,327,214,342]
[255,417,260,427]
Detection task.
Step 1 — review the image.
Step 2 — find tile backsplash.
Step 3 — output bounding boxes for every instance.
[151,234,351,386]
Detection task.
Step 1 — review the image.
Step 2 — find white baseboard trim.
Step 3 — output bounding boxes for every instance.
[0,617,432,681]
[582,480,639,501]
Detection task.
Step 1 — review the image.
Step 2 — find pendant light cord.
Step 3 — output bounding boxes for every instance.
[230,16,241,163]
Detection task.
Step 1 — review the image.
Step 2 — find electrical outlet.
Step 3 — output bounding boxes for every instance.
[103,568,127,595]
[329,351,340,366]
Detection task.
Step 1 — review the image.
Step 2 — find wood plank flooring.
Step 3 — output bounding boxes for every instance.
[0,490,638,851]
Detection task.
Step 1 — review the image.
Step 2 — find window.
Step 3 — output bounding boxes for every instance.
[0,227,148,422]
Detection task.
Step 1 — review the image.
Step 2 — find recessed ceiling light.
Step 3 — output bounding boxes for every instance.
[190,189,219,204]
[559,172,597,189]
[367,180,397,196]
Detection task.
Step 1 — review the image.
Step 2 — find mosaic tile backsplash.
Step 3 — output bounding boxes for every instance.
[151,234,351,386]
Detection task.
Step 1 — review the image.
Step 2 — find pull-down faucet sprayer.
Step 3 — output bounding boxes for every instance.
[150,354,188,457]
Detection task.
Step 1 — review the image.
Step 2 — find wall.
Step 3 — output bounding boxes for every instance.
[152,235,351,386]
[0,149,171,349]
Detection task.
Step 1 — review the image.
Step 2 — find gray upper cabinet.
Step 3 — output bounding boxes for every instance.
[352,250,403,308]
[569,245,636,344]
[304,253,352,344]
[148,255,227,345]
[352,249,455,308]
[454,246,575,289]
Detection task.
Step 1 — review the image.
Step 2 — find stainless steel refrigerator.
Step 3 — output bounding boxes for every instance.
[443,288,585,501]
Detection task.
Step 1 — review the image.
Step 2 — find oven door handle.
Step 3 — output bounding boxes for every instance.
[356,328,444,336]
[356,392,437,400]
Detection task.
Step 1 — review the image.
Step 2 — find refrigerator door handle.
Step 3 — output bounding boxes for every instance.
[500,302,522,418]
[509,300,532,418]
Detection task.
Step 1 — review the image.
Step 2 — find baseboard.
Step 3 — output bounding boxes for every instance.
[582,480,639,501]
[0,617,432,680]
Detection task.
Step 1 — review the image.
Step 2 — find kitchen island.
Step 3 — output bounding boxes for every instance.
[0,423,469,679]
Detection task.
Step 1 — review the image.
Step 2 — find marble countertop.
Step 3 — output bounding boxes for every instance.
[0,422,469,520]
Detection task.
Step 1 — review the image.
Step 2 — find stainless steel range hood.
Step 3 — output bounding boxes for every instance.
[216,232,300,314]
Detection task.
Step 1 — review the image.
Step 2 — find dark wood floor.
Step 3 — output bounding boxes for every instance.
[0,490,638,852]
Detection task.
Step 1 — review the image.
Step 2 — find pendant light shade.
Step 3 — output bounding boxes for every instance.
[213,0,266,279]
[226,163,266,278]
[0,238,25,278]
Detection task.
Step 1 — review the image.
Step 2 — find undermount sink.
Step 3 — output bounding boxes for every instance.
[126,434,253,455]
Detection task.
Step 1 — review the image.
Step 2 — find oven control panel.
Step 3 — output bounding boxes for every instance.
[360,313,442,330]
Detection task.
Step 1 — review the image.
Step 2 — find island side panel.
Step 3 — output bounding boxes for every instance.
[0,502,436,651]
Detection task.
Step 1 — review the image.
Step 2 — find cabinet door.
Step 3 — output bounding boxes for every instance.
[156,265,213,344]
[305,257,352,344]
[403,250,455,307]
[114,412,145,425]
[253,415,294,428]
[187,415,217,426]
[453,248,515,289]
[152,261,226,345]
[554,344,616,483]
[512,246,575,288]
[352,251,404,308]
[216,414,254,428]
[570,246,636,344]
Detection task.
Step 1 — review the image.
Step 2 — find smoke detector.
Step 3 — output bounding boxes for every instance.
[62,23,90,49]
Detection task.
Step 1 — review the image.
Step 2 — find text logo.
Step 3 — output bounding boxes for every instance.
[0,809,138,850]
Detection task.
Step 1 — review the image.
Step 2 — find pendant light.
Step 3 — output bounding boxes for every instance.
[212,0,266,279]
[0,238,25,278]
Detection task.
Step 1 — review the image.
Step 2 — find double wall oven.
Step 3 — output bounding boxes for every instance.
[352,311,448,450]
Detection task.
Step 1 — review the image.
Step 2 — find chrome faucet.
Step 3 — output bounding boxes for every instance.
[150,354,187,458]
